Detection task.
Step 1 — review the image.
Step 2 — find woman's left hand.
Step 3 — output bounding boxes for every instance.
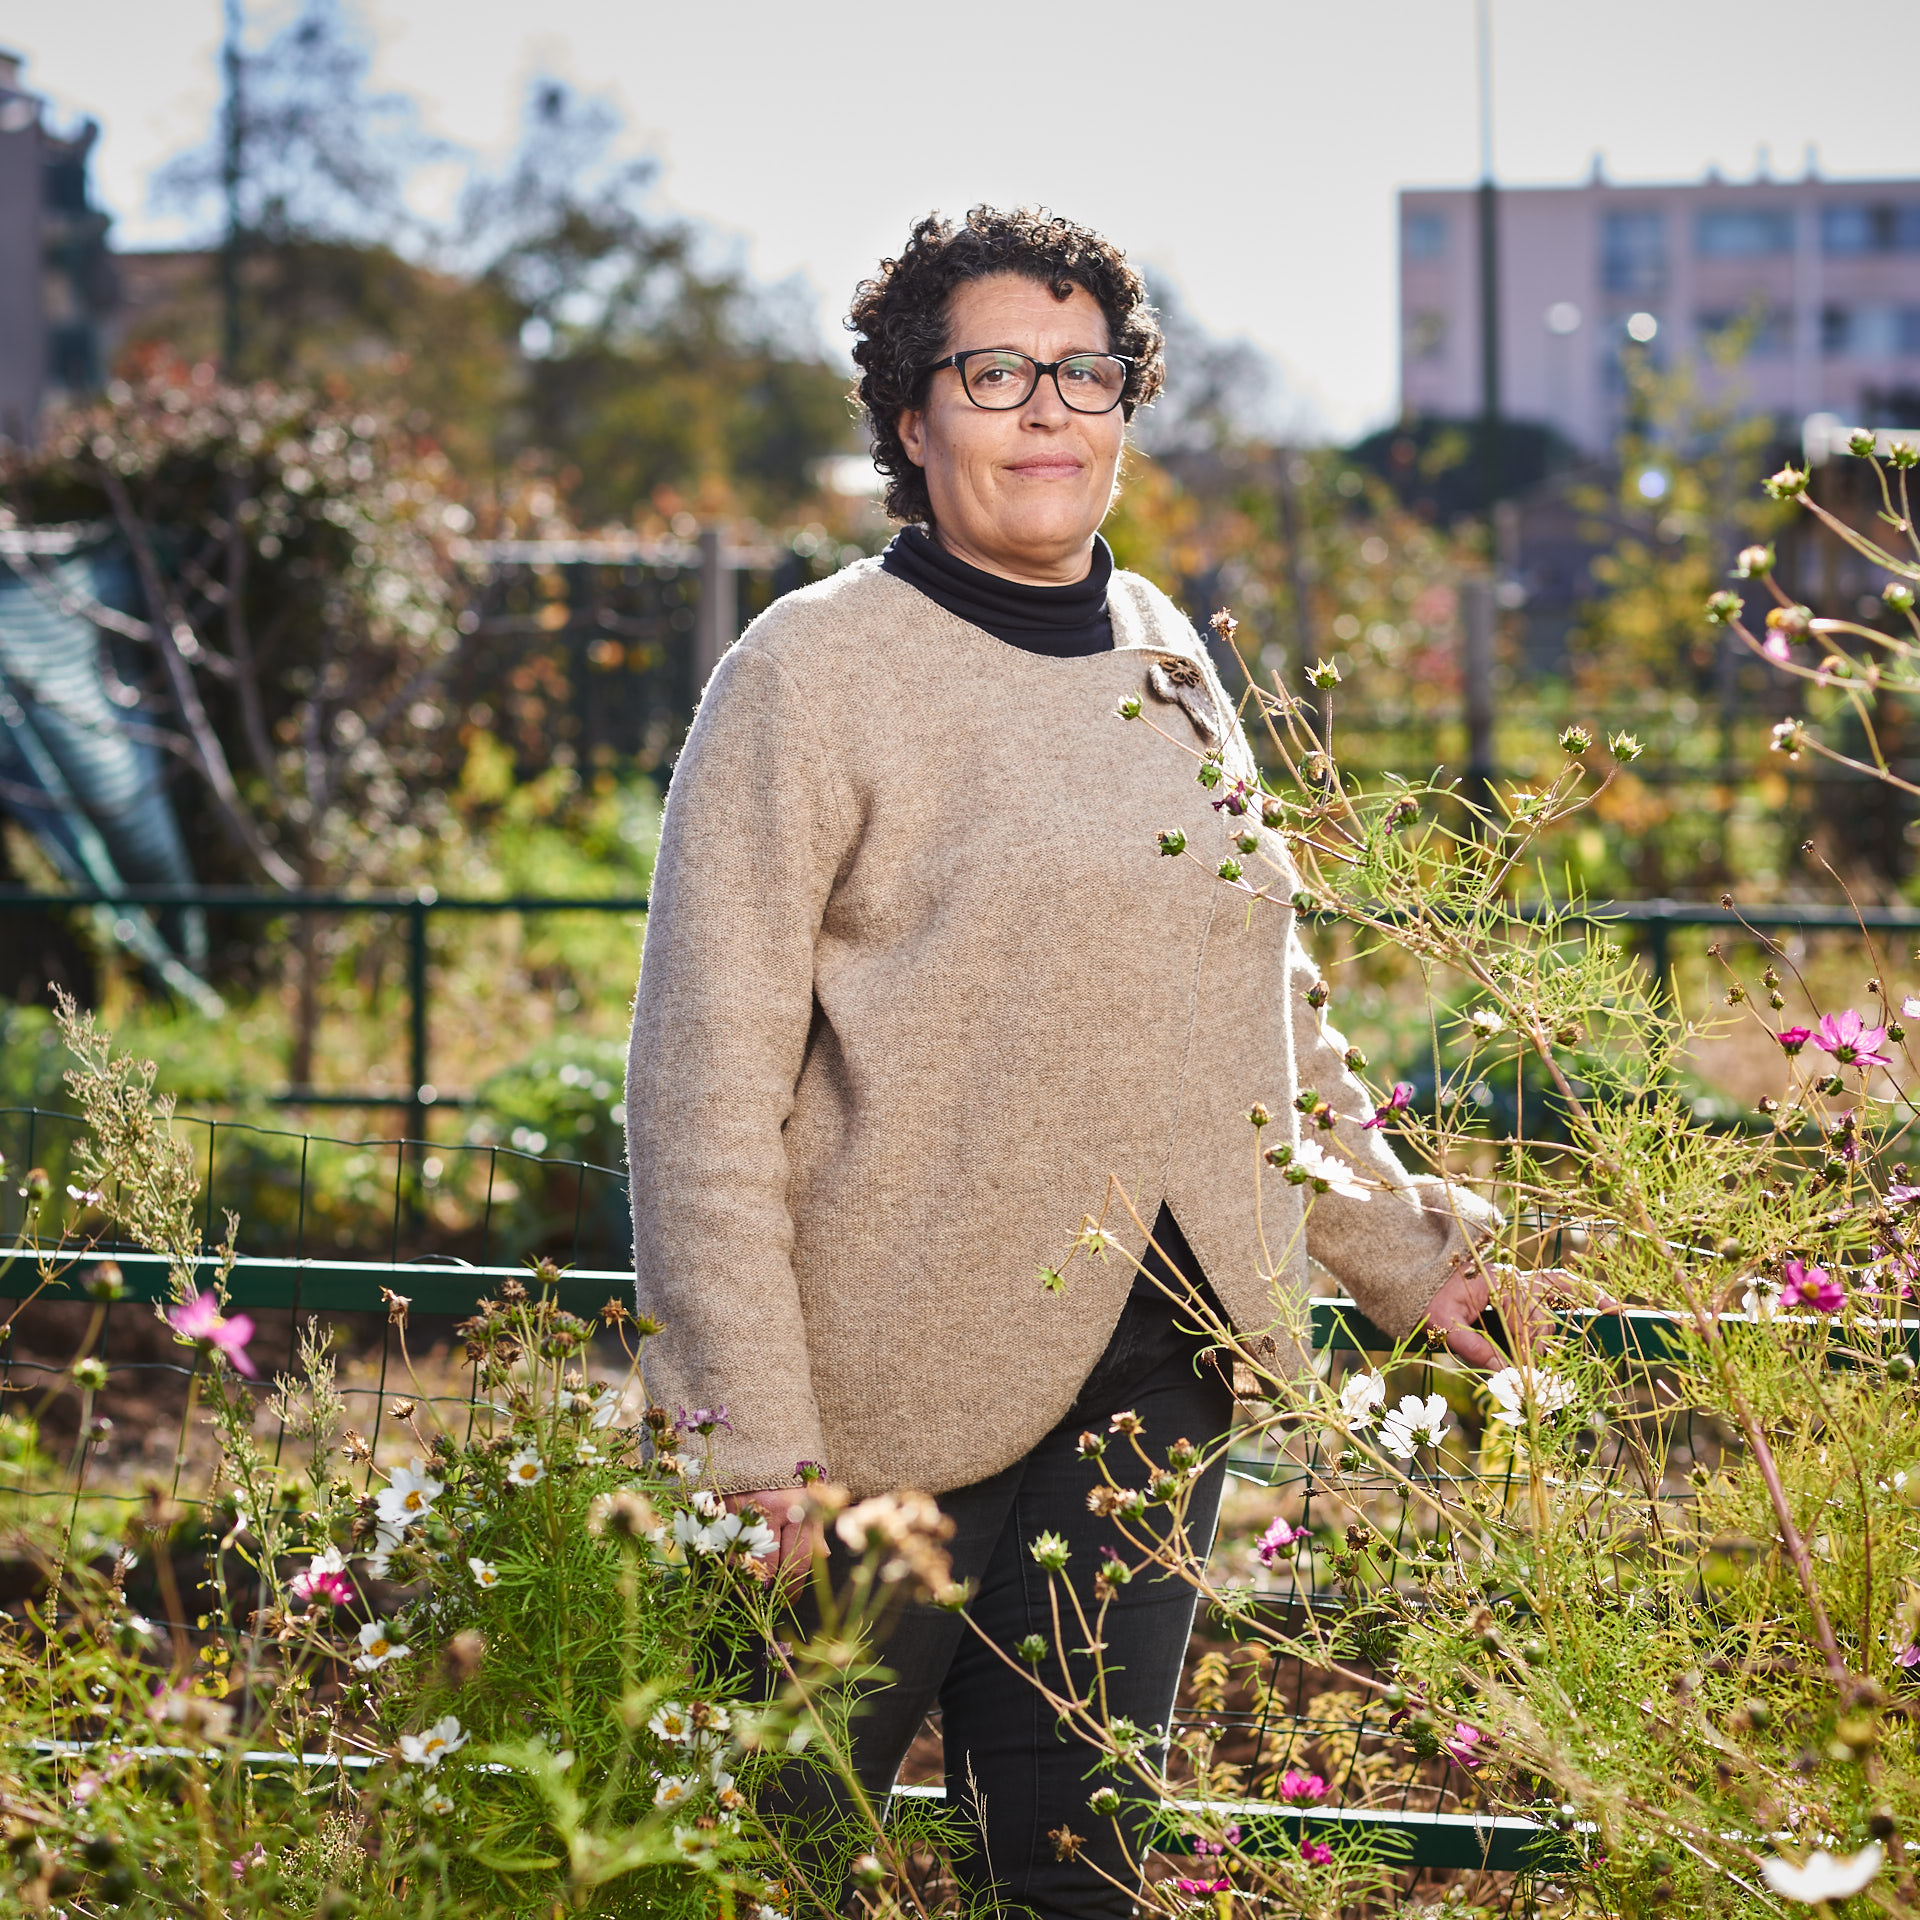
[1420,1262,1577,1369]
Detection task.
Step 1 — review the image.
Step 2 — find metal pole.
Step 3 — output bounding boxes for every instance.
[695,525,738,693]
[219,0,245,375]
[1475,0,1502,514]
[407,894,431,1138]
[1461,576,1496,814]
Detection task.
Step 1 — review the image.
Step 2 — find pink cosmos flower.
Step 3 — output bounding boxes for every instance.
[170,1291,257,1377]
[1762,631,1792,665]
[1812,1009,1893,1070]
[1780,1259,1846,1314]
[1362,1083,1415,1130]
[1895,1642,1920,1669]
[289,1568,354,1607]
[1277,1769,1328,1805]
[1256,1517,1306,1566]
[1442,1722,1484,1769]
[1300,1840,1335,1866]
[1176,1877,1229,1894]
[1776,1026,1813,1056]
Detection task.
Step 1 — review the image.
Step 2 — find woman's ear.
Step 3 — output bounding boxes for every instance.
[896,407,928,469]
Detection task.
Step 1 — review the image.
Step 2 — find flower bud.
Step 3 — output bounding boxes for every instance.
[72,1357,109,1393]
[1704,589,1743,623]
[1217,858,1243,882]
[1522,1638,1548,1665]
[1157,827,1186,858]
[1196,759,1223,790]
[1291,888,1319,915]
[1261,799,1287,830]
[1263,1142,1294,1169]
[1307,658,1342,689]
[1343,1046,1367,1071]
[1076,1429,1106,1458]
[1294,1087,1321,1113]
[1848,428,1878,458]
[23,1167,50,1203]
[1886,582,1917,613]
[1235,830,1259,854]
[1891,440,1919,470]
[86,1260,126,1303]
[1734,545,1775,578]
[1088,1786,1122,1817]
[1558,724,1592,754]
[851,1855,885,1889]
[1029,1530,1071,1571]
[1763,465,1809,499]
[1765,604,1812,638]
[1248,1103,1271,1128]
[1608,730,1644,762]
[1306,980,1331,1010]
[1890,1353,1915,1383]
[1118,693,1142,719]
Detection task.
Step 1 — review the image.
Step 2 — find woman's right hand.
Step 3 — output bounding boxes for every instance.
[726,1489,824,1584]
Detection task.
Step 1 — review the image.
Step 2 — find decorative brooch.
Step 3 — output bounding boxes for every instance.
[1144,652,1222,745]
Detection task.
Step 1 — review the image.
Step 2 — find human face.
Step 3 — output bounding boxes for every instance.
[895,273,1126,587]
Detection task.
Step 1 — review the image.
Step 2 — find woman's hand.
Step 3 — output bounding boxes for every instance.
[726,1490,824,1585]
[1420,1262,1579,1369]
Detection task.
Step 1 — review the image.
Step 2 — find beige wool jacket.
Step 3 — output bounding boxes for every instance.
[625,558,1495,1498]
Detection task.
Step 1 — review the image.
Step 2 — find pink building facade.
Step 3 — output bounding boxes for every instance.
[1400,169,1920,455]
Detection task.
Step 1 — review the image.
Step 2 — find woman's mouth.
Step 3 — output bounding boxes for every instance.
[1004,456,1084,479]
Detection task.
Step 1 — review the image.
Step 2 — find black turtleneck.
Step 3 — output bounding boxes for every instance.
[881,526,1114,657]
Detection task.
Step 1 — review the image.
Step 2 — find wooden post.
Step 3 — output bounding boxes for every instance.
[695,525,738,693]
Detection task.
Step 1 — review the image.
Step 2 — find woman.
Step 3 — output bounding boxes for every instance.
[626,206,1502,1917]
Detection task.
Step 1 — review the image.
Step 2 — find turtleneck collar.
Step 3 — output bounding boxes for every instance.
[879,527,1114,657]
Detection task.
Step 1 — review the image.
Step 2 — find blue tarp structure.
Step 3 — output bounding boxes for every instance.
[0,525,222,1012]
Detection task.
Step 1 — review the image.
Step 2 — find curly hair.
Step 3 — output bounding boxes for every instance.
[847,206,1166,526]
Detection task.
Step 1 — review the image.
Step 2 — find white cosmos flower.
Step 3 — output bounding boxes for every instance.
[422,1788,455,1816]
[1484,1366,1578,1428]
[673,1509,729,1555]
[1469,1007,1506,1038]
[1290,1140,1370,1202]
[504,1446,545,1489]
[648,1701,693,1744]
[713,1772,747,1812]
[1760,1842,1883,1903]
[690,1488,726,1520]
[375,1461,444,1529]
[1380,1392,1450,1460]
[308,1544,347,1576]
[399,1714,469,1769]
[1338,1370,1387,1429]
[363,1525,404,1580]
[577,1384,622,1429]
[467,1558,500,1589]
[654,1774,693,1809]
[1904,994,1920,1020]
[353,1620,409,1670]
[1742,1281,1784,1322]
[734,1517,778,1557]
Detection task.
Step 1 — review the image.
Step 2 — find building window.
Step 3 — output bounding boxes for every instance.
[1823,306,1920,358]
[1698,307,1793,357]
[1405,311,1447,361]
[1601,211,1667,294]
[1404,212,1447,263]
[1822,203,1920,255]
[1696,208,1795,257]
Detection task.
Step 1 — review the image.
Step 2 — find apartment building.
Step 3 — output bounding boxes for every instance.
[0,50,115,443]
[1399,166,1920,455]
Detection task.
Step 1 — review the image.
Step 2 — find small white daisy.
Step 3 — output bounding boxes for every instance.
[648,1701,693,1744]
[467,1558,500,1589]
[504,1445,546,1489]
[399,1714,468,1769]
[654,1774,693,1809]
[353,1620,408,1670]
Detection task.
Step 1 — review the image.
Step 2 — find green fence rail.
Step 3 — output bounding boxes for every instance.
[4,886,1915,1123]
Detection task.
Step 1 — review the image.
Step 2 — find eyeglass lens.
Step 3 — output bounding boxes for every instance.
[959,351,1127,412]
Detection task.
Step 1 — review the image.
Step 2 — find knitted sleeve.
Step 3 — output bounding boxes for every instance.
[1285,909,1502,1337]
[625,637,851,1493]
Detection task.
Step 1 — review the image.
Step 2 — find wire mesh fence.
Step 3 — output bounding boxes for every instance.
[0,1100,1774,1903]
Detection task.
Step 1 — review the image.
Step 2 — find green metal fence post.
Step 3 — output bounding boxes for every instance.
[408,890,433,1140]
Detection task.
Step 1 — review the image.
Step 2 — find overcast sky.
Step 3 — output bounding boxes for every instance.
[6,0,1919,440]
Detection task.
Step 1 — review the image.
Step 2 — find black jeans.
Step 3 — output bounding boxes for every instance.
[771,1213,1236,1919]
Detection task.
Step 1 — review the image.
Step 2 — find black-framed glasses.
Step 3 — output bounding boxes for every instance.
[926,348,1135,414]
